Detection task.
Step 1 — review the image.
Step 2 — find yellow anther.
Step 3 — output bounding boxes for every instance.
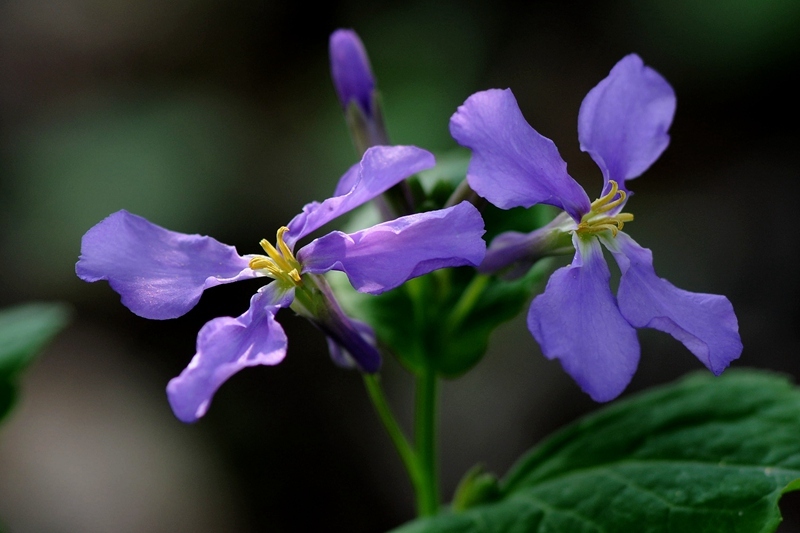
[589,180,629,214]
[576,181,634,238]
[595,189,627,214]
[259,238,291,272]
[591,180,620,209]
[249,227,303,286]
[248,256,275,271]
[276,227,294,262]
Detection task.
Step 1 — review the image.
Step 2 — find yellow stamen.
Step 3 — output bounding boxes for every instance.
[576,180,634,238]
[288,268,302,283]
[248,226,303,286]
[590,180,620,209]
[276,227,294,262]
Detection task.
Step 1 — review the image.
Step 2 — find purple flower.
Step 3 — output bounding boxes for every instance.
[77,145,486,422]
[450,54,742,401]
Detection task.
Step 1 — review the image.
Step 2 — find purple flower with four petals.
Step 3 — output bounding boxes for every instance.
[450,54,742,401]
[77,145,486,422]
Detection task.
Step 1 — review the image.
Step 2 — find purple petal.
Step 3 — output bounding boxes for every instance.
[578,54,676,190]
[603,232,742,374]
[449,88,591,221]
[329,29,376,117]
[285,145,435,247]
[297,201,486,294]
[259,281,297,308]
[76,210,256,319]
[333,160,361,197]
[528,236,640,401]
[166,288,291,423]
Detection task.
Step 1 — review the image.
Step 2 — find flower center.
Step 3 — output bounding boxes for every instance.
[575,180,634,237]
[248,227,303,286]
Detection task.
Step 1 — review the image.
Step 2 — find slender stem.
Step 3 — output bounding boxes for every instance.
[415,364,440,516]
[362,374,426,502]
[444,178,485,209]
[445,273,489,334]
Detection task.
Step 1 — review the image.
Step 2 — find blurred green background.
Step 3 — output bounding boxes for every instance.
[1,0,799,531]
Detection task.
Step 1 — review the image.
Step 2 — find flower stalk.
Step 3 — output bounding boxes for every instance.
[415,363,440,516]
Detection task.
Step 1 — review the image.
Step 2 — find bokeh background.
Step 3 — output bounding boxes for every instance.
[1,0,799,531]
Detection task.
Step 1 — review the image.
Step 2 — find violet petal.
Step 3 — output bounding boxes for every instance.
[578,54,676,191]
[297,202,486,294]
[333,161,361,198]
[603,232,742,375]
[449,88,591,221]
[285,145,435,247]
[528,235,640,401]
[166,289,290,423]
[76,210,256,320]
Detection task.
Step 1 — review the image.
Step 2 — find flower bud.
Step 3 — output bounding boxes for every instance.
[329,29,376,117]
[330,29,409,215]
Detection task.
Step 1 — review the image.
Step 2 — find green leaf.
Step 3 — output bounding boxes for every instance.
[0,302,70,423]
[452,464,501,512]
[393,370,800,532]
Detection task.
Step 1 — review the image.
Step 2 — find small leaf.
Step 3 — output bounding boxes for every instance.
[0,302,70,423]
[392,370,800,532]
[432,263,548,377]
[452,464,501,512]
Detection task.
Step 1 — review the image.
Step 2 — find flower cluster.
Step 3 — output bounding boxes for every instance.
[77,146,485,422]
[451,54,742,400]
[77,30,742,425]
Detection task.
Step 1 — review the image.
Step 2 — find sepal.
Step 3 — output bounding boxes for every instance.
[291,274,381,373]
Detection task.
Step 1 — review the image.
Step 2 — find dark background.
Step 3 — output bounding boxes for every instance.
[1,1,799,531]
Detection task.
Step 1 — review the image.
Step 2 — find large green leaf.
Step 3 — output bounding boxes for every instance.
[0,302,70,423]
[394,370,800,532]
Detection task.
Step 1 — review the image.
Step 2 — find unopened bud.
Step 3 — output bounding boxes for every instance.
[329,29,376,118]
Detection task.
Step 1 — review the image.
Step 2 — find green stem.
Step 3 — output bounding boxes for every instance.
[444,178,485,209]
[362,374,426,502]
[415,364,440,516]
[445,273,489,334]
